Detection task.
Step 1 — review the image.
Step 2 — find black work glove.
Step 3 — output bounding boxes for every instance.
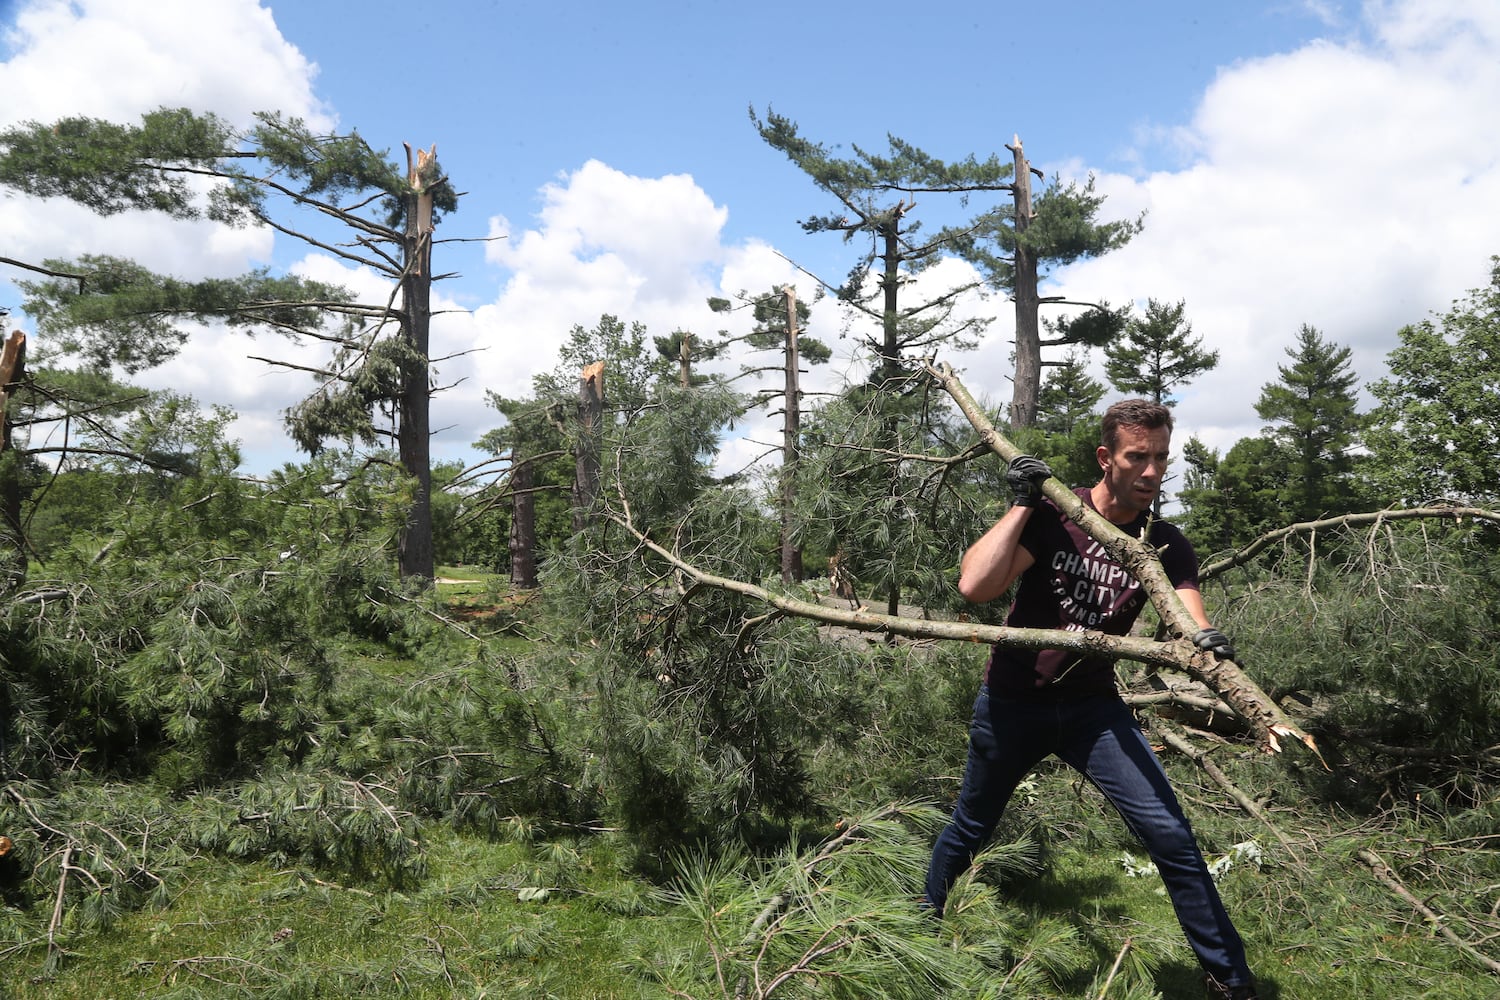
[1005,455,1054,507]
[1193,628,1236,661]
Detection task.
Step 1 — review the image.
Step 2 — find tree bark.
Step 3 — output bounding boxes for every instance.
[572,361,604,532]
[396,144,438,582]
[1,328,27,590]
[780,287,804,584]
[1007,136,1042,429]
[509,454,538,588]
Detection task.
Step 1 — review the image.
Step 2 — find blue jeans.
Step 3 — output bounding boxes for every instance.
[925,686,1253,988]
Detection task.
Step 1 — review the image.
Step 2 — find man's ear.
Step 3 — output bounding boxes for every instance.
[1096,445,1111,472]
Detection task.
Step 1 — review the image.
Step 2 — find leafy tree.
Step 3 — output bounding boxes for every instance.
[752,110,1020,610]
[1103,297,1219,405]
[1031,346,1106,488]
[1366,257,1500,506]
[1254,324,1366,522]
[1177,435,1288,552]
[0,108,460,581]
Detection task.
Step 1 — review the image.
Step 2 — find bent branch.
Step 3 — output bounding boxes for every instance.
[1200,505,1500,581]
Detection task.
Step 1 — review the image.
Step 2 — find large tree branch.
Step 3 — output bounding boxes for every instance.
[606,510,1189,671]
[1200,505,1500,581]
[925,360,1322,759]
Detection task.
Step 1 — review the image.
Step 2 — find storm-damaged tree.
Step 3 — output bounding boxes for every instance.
[710,285,832,583]
[949,137,1143,428]
[0,107,459,581]
[750,109,1008,612]
[750,107,1000,388]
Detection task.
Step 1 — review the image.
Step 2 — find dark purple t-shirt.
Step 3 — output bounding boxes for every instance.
[984,487,1200,699]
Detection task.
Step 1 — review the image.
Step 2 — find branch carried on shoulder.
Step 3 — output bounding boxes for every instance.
[926,360,1323,760]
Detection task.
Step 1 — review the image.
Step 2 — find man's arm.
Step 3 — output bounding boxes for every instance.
[1178,586,1238,660]
[1176,586,1213,630]
[958,506,1037,604]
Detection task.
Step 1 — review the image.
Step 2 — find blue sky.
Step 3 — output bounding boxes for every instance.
[3,0,1498,483]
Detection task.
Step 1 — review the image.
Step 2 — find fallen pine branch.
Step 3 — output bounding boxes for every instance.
[1357,848,1500,976]
[1154,721,1304,865]
[1199,505,1500,582]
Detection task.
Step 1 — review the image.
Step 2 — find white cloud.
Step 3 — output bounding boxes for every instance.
[0,0,329,129]
[1034,0,1500,457]
[463,161,806,469]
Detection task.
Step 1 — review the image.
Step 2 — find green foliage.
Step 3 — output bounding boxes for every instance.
[1103,298,1219,405]
[1253,324,1367,521]
[1033,349,1108,489]
[1219,521,1500,788]
[1179,325,1367,549]
[1177,435,1291,554]
[749,107,996,364]
[1366,257,1500,506]
[792,381,983,614]
[0,107,237,217]
[957,174,1144,294]
[19,255,353,375]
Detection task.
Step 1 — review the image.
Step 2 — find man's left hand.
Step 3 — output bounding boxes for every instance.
[1193,628,1236,661]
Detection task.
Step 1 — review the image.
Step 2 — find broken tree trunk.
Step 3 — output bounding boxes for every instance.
[573,360,605,532]
[1,328,28,588]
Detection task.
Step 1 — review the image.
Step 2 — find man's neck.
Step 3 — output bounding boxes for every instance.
[1089,480,1141,525]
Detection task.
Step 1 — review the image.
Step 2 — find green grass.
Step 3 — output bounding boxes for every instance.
[8,777,1497,999]
[6,579,1498,999]
[6,827,680,999]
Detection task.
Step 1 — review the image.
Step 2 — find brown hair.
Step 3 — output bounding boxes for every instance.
[1100,398,1174,451]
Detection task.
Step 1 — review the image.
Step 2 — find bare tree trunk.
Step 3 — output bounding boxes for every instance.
[779,288,803,584]
[0,329,27,591]
[396,144,438,583]
[1008,136,1043,429]
[509,453,538,588]
[572,361,604,532]
[677,331,693,389]
[877,207,910,616]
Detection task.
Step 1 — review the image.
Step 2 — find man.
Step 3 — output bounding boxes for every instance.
[923,399,1259,1000]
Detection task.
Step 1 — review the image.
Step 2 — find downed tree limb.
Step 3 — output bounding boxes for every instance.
[1357,848,1500,977]
[1153,721,1303,865]
[926,360,1322,760]
[609,513,1192,672]
[1200,505,1500,582]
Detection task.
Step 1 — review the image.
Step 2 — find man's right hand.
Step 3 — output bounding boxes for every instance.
[1006,455,1053,507]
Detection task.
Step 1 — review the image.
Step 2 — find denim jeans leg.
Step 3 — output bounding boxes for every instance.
[924,687,1049,914]
[1059,697,1253,987]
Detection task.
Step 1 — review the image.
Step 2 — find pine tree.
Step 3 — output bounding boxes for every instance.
[0,109,459,581]
[1103,298,1219,404]
[1254,324,1366,522]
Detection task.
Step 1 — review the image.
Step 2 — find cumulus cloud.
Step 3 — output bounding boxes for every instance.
[4,0,1498,488]
[1034,0,1500,455]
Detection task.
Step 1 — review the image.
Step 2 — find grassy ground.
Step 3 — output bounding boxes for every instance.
[6,827,675,999]
[5,571,1497,998]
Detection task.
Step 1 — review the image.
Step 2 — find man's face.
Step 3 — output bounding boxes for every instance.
[1097,423,1171,514]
